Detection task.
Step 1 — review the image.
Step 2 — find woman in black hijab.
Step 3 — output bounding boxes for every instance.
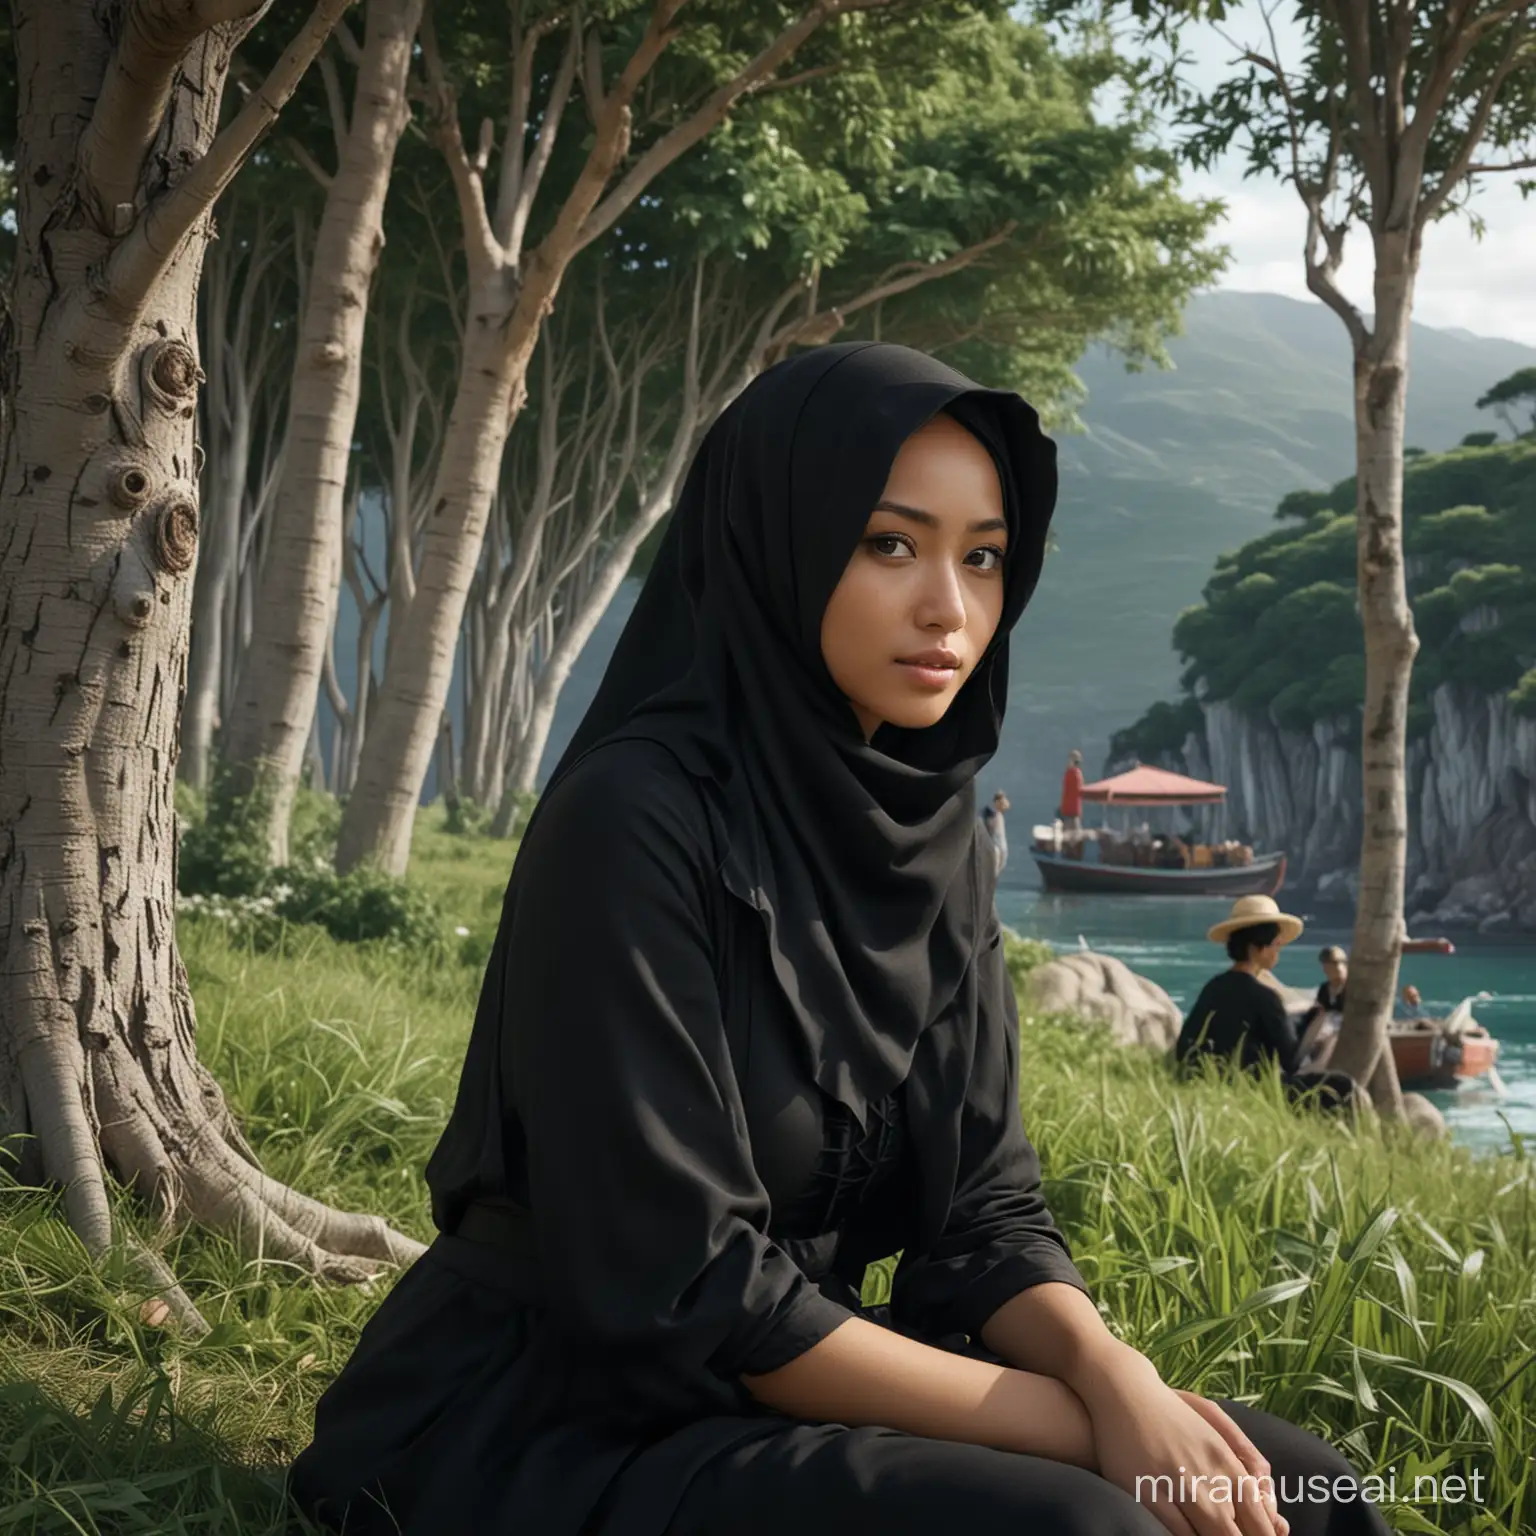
[288,344,1389,1536]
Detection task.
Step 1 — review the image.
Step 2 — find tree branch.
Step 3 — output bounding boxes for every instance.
[1421,14,1536,221]
[497,14,581,259]
[76,0,271,227]
[99,0,356,327]
[332,11,364,64]
[419,1,502,274]
[318,43,351,163]
[1320,0,1391,213]
[800,223,1017,329]
[279,133,336,189]
[1305,215,1368,352]
[577,1,892,253]
[1464,153,1536,172]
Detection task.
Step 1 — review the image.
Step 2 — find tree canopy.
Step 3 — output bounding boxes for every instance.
[1115,426,1536,762]
[1477,366,1536,436]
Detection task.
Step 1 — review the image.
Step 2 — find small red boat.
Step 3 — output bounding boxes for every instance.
[1390,1024,1498,1088]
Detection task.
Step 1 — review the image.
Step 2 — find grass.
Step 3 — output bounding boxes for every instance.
[3,804,1534,1532]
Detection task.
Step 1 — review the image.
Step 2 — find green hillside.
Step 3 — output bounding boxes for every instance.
[1112,432,1536,762]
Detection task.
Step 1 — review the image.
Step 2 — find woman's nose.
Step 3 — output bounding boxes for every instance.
[913,562,967,631]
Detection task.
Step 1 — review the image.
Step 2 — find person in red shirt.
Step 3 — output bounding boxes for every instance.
[1058,749,1084,832]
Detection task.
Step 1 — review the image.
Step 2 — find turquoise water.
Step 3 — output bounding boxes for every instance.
[998,881,1536,1156]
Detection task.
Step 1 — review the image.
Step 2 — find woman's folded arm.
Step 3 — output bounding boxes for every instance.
[505,745,854,1391]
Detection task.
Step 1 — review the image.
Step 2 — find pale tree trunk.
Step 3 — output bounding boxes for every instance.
[1324,240,1418,1117]
[336,0,902,876]
[0,0,422,1334]
[183,203,292,790]
[1255,0,1536,1112]
[221,0,424,866]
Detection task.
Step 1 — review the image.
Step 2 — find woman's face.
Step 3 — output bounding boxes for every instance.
[820,413,1008,741]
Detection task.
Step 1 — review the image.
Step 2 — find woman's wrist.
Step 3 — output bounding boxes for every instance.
[1060,1334,1160,1403]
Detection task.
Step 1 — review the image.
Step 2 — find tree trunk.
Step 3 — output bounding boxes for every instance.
[1325,239,1416,1117]
[0,0,422,1330]
[494,479,683,826]
[182,401,249,790]
[336,296,540,872]
[220,0,423,866]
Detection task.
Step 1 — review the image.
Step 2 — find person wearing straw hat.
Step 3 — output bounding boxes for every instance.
[1175,897,1359,1111]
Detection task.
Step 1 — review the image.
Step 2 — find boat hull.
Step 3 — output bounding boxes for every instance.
[1390,1028,1500,1089]
[1031,850,1287,897]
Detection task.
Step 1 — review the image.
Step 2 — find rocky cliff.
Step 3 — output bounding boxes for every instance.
[1163,684,1536,935]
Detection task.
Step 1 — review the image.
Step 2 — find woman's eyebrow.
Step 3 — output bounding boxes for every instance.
[874,498,1007,534]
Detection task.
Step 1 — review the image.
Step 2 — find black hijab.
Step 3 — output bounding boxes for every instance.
[531,342,1058,1129]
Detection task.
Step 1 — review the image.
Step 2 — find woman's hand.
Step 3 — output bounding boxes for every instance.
[1074,1344,1288,1536]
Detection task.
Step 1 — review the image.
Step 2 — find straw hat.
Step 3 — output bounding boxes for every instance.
[1206,894,1304,946]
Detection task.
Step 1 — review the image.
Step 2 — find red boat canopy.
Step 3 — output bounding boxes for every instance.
[1080,764,1227,806]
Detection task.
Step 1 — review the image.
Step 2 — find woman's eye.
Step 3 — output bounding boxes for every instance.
[865,535,1006,570]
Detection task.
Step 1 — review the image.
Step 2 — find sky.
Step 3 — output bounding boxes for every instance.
[1132,2,1536,345]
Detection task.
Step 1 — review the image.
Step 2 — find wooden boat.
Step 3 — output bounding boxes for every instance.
[1034,848,1286,896]
[1390,1023,1499,1088]
[1031,763,1287,897]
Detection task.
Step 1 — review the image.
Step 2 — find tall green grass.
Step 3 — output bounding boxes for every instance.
[2,807,1532,1531]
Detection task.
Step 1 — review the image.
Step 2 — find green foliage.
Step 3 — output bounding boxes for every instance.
[177,772,447,957]
[1122,434,1536,745]
[177,765,280,900]
[1462,431,1500,449]
[1109,696,1205,769]
[1477,366,1536,436]
[443,795,494,837]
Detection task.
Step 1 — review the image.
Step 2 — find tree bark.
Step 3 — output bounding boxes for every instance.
[0,0,422,1331]
[1324,235,1416,1118]
[220,0,424,866]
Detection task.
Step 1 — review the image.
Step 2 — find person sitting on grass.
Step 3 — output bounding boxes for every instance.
[1176,897,1360,1110]
[289,344,1387,1536]
[1295,945,1348,1067]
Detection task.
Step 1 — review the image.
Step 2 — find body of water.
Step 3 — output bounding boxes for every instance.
[997,881,1536,1155]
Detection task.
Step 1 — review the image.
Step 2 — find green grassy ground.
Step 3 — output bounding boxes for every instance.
[2,806,1533,1532]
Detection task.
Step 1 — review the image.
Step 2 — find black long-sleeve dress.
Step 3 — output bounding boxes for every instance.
[288,740,1387,1535]
[288,738,1086,1533]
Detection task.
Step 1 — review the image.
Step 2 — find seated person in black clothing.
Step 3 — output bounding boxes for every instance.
[1295,945,1348,1068]
[1175,898,1360,1111]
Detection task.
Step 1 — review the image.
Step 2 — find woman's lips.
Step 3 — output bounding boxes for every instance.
[897,660,959,689]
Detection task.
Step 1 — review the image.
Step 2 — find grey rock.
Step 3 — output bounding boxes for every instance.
[1022,952,1183,1050]
[1399,1092,1449,1140]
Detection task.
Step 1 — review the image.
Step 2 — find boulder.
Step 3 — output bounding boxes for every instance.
[1022,951,1182,1050]
[1399,1091,1449,1140]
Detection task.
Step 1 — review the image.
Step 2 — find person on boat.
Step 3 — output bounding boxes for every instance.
[288,344,1386,1536]
[980,788,1011,875]
[1059,748,1084,833]
[1397,984,1428,1026]
[1176,897,1359,1110]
